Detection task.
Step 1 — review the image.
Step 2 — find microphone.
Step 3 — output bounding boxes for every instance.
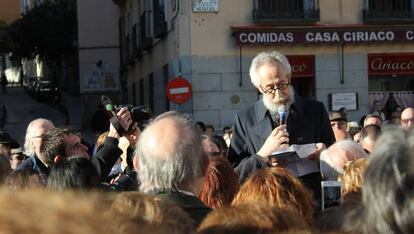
[101,95,117,118]
[278,105,287,125]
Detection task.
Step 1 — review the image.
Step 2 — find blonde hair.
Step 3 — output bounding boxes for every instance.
[338,158,368,199]
[95,131,109,150]
[232,168,315,224]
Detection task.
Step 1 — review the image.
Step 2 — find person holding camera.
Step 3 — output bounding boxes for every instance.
[14,108,132,187]
[107,121,141,191]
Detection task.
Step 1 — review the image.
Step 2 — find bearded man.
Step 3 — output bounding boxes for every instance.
[228,51,335,200]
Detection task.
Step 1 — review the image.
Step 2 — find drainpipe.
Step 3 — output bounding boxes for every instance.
[239,45,243,87]
[340,42,344,84]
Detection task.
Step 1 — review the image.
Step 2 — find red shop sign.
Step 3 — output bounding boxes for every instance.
[287,55,315,77]
[368,53,414,76]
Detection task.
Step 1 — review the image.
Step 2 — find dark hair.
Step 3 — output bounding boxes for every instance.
[212,135,228,157]
[360,124,381,143]
[347,128,414,233]
[196,121,206,132]
[40,128,73,167]
[359,115,367,128]
[348,127,361,139]
[47,156,100,191]
[205,124,214,131]
[0,153,10,185]
[223,126,231,133]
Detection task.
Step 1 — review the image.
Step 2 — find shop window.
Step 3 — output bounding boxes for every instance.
[252,0,319,24]
[363,0,413,23]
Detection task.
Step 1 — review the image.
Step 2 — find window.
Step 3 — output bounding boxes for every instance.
[253,0,319,24]
[363,0,413,22]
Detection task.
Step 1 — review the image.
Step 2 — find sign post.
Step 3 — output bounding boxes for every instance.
[166,76,192,104]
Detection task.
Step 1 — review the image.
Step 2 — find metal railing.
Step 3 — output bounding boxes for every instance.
[253,0,320,23]
[363,0,413,22]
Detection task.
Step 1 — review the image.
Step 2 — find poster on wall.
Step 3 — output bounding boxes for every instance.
[329,92,358,111]
[192,0,219,12]
[81,61,120,93]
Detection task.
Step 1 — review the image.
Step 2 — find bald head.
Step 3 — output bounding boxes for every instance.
[136,111,203,193]
[142,117,186,160]
[320,140,367,180]
[24,118,55,157]
[400,108,414,131]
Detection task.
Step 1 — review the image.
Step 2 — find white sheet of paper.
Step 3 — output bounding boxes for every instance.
[284,143,319,177]
[292,143,317,158]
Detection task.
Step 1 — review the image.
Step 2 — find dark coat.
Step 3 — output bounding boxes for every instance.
[1,74,7,86]
[228,95,335,184]
[157,191,211,227]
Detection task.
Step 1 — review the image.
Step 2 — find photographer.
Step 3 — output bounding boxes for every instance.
[107,122,141,191]
[102,101,152,191]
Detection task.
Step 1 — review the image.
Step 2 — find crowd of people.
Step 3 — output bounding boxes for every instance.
[0,51,413,234]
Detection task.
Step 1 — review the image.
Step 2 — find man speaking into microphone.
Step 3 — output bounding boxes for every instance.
[228,51,335,200]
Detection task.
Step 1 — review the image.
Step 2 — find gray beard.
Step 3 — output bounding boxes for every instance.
[262,86,295,116]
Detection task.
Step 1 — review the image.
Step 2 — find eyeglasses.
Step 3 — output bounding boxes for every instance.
[259,83,289,94]
[401,118,414,124]
[331,121,346,128]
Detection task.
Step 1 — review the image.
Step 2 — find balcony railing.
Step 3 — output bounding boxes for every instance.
[153,0,168,38]
[363,0,414,23]
[140,11,153,50]
[253,0,320,24]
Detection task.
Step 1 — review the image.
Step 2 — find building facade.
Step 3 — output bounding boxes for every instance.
[0,0,20,24]
[0,0,21,82]
[116,0,414,129]
[77,0,122,130]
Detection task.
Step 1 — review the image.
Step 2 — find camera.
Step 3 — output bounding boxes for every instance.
[116,104,152,129]
[101,95,153,130]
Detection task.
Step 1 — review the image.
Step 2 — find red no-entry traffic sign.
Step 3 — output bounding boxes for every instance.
[166,76,192,104]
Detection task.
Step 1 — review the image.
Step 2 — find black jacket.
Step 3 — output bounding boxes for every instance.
[228,96,335,183]
[157,191,211,227]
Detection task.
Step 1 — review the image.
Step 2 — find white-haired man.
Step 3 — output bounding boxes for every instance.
[14,118,55,183]
[228,51,335,200]
[320,140,367,181]
[134,111,211,226]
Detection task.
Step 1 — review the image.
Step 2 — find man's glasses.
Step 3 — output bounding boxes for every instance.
[401,118,414,124]
[259,83,289,94]
[331,121,346,128]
